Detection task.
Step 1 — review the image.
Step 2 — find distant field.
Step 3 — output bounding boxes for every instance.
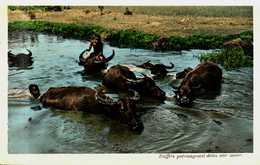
[74,6,253,17]
[9,6,252,17]
[8,6,253,37]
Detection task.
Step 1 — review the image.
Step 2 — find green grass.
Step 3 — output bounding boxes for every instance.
[199,47,253,69]
[9,21,253,67]
[107,29,159,49]
[8,21,106,40]
[9,21,253,50]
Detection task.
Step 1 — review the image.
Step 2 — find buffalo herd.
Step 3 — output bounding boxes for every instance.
[9,47,223,133]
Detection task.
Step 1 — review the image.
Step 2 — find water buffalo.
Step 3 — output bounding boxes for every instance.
[8,49,33,68]
[28,84,143,133]
[173,61,222,106]
[223,38,253,57]
[102,65,166,101]
[137,60,174,78]
[152,37,169,51]
[78,49,115,74]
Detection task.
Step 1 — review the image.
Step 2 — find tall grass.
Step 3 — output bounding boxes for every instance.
[130,6,253,17]
[73,6,253,17]
[9,6,252,17]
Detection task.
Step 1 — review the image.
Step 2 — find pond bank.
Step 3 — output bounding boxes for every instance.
[9,21,253,51]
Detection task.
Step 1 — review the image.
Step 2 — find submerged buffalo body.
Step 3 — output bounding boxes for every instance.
[29,84,143,132]
[102,65,166,101]
[8,49,33,68]
[78,49,115,74]
[152,37,170,51]
[174,61,222,106]
[137,60,174,78]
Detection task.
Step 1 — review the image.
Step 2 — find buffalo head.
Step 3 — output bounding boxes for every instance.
[29,84,41,99]
[137,60,154,69]
[137,61,174,78]
[173,62,222,107]
[126,74,166,101]
[79,49,115,74]
[8,49,33,68]
[78,49,115,65]
[95,90,144,133]
[173,75,202,106]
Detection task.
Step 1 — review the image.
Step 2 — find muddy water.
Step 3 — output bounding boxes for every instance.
[8,31,253,153]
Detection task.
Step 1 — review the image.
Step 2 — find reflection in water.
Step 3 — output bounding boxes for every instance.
[30,32,39,47]
[8,31,253,153]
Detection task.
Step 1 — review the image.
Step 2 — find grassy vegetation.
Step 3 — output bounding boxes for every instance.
[8,21,253,51]
[8,21,106,40]
[107,29,159,49]
[70,6,253,17]
[8,6,71,11]
[199,47,253,69]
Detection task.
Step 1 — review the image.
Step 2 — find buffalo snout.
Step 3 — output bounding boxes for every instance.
[175,93,193,107]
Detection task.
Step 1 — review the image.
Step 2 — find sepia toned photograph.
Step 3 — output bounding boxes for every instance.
[7,5,253,154]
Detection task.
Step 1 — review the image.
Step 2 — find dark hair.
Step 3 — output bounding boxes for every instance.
[92,34,101,40]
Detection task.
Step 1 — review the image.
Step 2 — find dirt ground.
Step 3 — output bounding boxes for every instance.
[8,8,253,37]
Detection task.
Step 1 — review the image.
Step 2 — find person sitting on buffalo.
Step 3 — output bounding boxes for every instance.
[85,34,105,61]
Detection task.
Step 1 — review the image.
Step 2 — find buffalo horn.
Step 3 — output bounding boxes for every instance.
[140,73,150,78]
[165,62,174,69]
[126,78,144,85]
[26,49,32,57]
[105,49,115,62]
[192,84,202,89]
[143,60,151,65]
[79,49,87,62]
[93,50,115,64]
[95,92,115,106]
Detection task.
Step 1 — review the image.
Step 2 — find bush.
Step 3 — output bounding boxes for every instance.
[107,29,159,48]
[199,47,252,69]
[8,21,106,40]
